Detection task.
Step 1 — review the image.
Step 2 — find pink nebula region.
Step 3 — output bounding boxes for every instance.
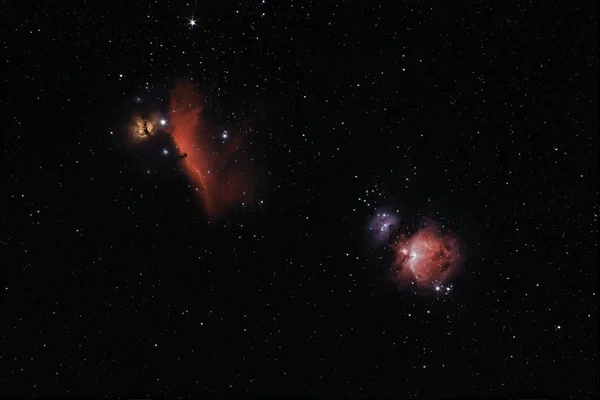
[167,80,254,221]
[392,221,462,289]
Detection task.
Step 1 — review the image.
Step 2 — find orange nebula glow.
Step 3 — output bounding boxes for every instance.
[167,80,254,220]
[129,112,162,142]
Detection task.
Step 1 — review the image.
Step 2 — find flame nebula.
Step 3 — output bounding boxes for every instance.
[129,112,162,142]
[167,80,254,220]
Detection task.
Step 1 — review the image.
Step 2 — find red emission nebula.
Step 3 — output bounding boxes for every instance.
[392,221,462,289]
[167,80,254,220]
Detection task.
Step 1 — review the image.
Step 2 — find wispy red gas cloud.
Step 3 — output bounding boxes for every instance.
[392,220,462,290]
[167,80,255,220]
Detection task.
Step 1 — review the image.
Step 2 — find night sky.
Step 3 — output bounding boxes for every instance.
[2,1,598,398]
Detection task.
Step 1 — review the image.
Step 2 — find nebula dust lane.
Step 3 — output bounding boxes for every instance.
[392,220,462,289]
[167,80,254,220]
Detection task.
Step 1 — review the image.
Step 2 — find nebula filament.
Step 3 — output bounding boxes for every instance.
[167,80,254,220]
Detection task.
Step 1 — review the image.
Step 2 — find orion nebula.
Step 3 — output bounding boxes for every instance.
[392,220,462,289]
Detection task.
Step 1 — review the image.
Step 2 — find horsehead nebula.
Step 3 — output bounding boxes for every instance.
[392,220,462,289]
[167,80,255,220]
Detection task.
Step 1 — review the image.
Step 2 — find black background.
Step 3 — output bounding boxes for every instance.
[2,1,598,398]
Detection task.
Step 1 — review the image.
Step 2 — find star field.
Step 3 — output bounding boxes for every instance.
[1,1,598,398]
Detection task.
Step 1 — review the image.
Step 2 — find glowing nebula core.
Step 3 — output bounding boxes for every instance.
[129,112,163,142]
[167,80,254,220]
[392,221,462,289]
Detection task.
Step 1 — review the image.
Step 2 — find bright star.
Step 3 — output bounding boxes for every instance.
[163,149,169,155]
[160,119,166,126]
[222,131,228,139]
[190,19,196,27]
